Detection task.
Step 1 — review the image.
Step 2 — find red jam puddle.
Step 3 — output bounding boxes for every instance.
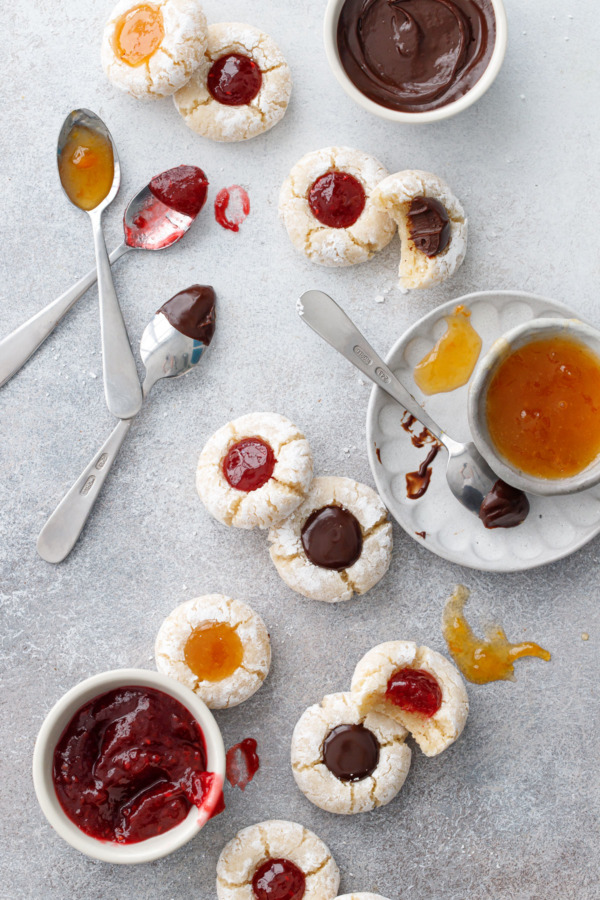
[385,668,442,718]
[207,53,262,106]
[223,438,276,491]
[52,686,218,843]
[308,171,365,228]
[215,185,251,232]
[252,858,306,900]
[149,164,209,218]
[226,738,260,791]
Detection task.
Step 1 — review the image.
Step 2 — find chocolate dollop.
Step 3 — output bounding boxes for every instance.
[408,196,451,257]
[157,285,216,344]
[322,724,380,782]
[479,480,530,529]
[301,505,363,570]
[337,0,496,114]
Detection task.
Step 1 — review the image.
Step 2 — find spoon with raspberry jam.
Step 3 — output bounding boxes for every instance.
[37,286,216,563]
[0,164,208,389]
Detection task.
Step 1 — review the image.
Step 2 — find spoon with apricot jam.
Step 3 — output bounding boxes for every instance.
[0,150,207,390]
[299,290,530,527]
[57,108,142,421]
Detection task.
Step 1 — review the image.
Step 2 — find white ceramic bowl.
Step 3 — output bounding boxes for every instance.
[468,317,600,496]
[32,668,225,864]
[324,0,508,123]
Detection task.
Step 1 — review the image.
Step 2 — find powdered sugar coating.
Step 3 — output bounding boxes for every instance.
[351,641,469,757]
[155,594,270,708]
[216,820,340,900]
[268,476,392,602]
[279,147,396,267]
[173,23,292,141]
[101,0,208,99]
[291,692,411,815]
[196,412,313,530]
[371,170,467,290]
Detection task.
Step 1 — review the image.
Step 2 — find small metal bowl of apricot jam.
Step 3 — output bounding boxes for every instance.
[469,318,600,496]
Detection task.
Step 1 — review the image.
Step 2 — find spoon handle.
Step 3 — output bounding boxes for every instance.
[0,242,131,389]
[298,290,445,442]
[37,418,133,564]
[90,211,143,420]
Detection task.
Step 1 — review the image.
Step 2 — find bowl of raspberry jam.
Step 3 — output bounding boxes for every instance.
[33,669,225,863]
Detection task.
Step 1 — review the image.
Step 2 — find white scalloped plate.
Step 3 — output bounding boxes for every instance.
[366,290,600,572]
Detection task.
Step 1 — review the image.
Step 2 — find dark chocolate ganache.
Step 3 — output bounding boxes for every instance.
[157,285,216,344]
[479,479,530,529]
[322,724,380,781]
[408,196,450,257]
[301,505,363,570]
[337,0,496,113]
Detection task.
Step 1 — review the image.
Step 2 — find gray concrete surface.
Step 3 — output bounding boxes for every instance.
[1,1,599,897]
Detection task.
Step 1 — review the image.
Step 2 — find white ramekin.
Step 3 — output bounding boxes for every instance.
[32,668,225,864]
[468,318,600,496]
[324,0,508,124]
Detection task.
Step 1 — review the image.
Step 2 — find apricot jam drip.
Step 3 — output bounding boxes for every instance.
[58,126,114,211]
[443,585,551,684]
[184,622,244,682]
[223,438,276,491]
[308,171,366,228]
[414,305,482,395]
[486,335,600,479]
[252,859,306,900]
[114,4,164,67]
[385,668,442,717]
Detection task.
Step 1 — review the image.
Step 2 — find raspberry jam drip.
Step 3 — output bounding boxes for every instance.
[385,668,443,718]
[308,171,366,228]
[52,686,208,843]
[252,859,306,900]
[301,505,363,570]
[149,165,209,218]
[215,185,251,232]
[322,724,379,782]
[223,438,276,492]
[207,53,262,106]
[184,622,244,682]
[226,738,260,790]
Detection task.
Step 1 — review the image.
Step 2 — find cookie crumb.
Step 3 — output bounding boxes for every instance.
[582,632,589,641]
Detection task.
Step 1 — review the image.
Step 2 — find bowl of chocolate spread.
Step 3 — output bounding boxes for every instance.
[324,0,508,122]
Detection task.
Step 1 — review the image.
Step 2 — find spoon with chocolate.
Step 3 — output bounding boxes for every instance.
[36,285,216,564]
[0,162,208,389]
[298,290,529,530]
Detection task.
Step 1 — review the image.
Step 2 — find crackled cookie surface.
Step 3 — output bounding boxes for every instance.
[335,895,392,900]
[174,23,292,141]
[269,476,392,602]
[197,413,313,530]
[371,170,467,290]
[351,641,469,757]
[216,820,340,900]
[155,594,270,708]
[279,147,396,267]
[291,692,410,815]
[102,0,208,99]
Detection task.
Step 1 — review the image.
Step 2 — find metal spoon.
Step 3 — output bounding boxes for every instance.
[0,173,199,390]
[298,289,498,517]
[37,310,212,564]
[56,108,142,420]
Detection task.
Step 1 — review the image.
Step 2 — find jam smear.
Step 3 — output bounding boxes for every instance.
[215,185,251,232]
[252,858,306,900]
[52,686,209,843]
[308,171,366,228]
[207,53,262,106]
[414,306,482,395]
[223,438,276,491]
[407,196,451,257]
[322,724,379,782]
[157,285,216,344]
[301,505,363,570]
[114,3,164,67]
[479,479,530,529]
[386,668,442,718]
[443,585,551,684]
[149,165,209,218]
[58,125,114,212]
[406,444,441,500]
[184,622,244,682]
[486,336,600,479]
[226,738,260,790]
